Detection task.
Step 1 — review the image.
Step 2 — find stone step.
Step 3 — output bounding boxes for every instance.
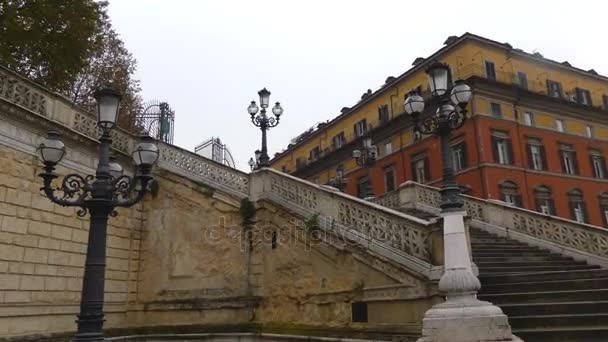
[473,251,555,257]
[478,264,599,274]
[471,242,530,248]
[500,301,608,316]
[473,255,573,263]
[479,269,608,284]
[480,278,608,294]
[472,245,543,250]
[475,260,585,268]
[513,326,608,342]
[509,313,608,330]
[479,288,608,305]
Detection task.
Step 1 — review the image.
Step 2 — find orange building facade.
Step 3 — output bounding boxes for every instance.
[270,33,608,227]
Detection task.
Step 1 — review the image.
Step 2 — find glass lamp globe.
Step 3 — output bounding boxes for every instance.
[272,102,283,117]
[132,136,159,167]
[404,92,425,115]
[426,61,450,97]
[258,88,271,108]
[94,88,122,131]
[38,131,66,165]
[450,80,472,106]
[108,156,124,179]
[248,101,259,115]
[352,149,361,159]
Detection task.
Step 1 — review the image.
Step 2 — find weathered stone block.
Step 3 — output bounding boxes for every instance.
[38,237,61,250]
[71,229,88,243]
[44,276,67,291]
[50,225,72,240]
[0,244,24,261]
[19,275,45,290]
[1,216,28,234]
[28,221,52,237]
[4,291,31,303]
[48,250,71,266]
[23,247,48,263]
[0,274,20,290]
[5,188,32,207]
[31,194,54,212]
[8,261,34,275]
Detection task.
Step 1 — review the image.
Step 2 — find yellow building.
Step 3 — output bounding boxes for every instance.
[270,32,608,227]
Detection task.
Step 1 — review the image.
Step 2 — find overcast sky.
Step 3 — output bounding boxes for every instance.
[107,0,606,171]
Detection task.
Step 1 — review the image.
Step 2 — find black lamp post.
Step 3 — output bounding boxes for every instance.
[36,88,159,342]
[352,137,377,198]
[404,61,472,211]
[248,88,283,167]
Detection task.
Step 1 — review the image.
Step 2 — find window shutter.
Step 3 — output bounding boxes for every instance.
[461,142,468,168]
[353,124,358,136]
[491,137,499,163]
[410,160,417,182]
[603,95,608,110]
[569,201,576,220]
[515,195,523,208]
[506,139,514,164]
[602,157,607,179]
[557,82,563,98]
[535,198,542,212]
[560,151,567,173]
[526,144,533,169]
[590,155,597,178]
[540,145,548,170]
[423,156,430,182]
[572,151,579,174]
[576,87,583,104]
[546,80,551,95]
[582,202,588,223]
[548,199,556,215]
[602,206,608,226]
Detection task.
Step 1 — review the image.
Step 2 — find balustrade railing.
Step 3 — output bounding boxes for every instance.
[0,65,250,197]
[255,169,437,266]
[378,182,608,264]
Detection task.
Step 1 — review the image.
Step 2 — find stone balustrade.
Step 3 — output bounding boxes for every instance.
[376,181,608,267]
[250,168,443,278]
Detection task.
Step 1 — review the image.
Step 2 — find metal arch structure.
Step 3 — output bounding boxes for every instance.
[194,137,236,168]
[133,100,175,144]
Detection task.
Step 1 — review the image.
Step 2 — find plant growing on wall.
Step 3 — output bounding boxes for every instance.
[240,198,256,226]
[304,213,321,234]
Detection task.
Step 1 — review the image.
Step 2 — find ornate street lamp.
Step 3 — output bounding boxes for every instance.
[404,63,471,210]
[352,137,377,167]
[248,88,283,167]
[406,63,514,342]
[37,88,159,342]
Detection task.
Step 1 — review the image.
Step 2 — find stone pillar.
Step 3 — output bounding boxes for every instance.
[417,210,521,342]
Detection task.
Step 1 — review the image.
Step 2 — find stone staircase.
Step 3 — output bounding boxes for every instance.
[471,228,608,342]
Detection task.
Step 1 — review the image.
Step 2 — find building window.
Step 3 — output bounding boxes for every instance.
[296,158,306,170]
[599,193,608,226]
[546,80,563,98]
[384,142,392,156]
[526,139,546,171]
[451,142,466,172]
[490,102,502,118]
[586,125,593,138]
[534,185,555,215]
[384,165,396,192]
[491,131,512,165]
[556,119,565,133]
[576,88,593,106]
[590,151,607,179]
[517,72,528,89]
[356,175,372,199]
[332,132,346,149]
[354,119,367,138]
[523,112,534,126]
[309,147,320,161]
[336,164,345,178]
[499,181,521,207]
[378,104,390,124]
[411,154,429,183]
[568,189,587,223]
[559,144,578,175]
[603,95,608,110]
[351,302,368,323]
[485,61,496,80]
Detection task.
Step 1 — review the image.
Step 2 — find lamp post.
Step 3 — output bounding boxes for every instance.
[405,63,518,342]
[352,137,377,198]
[36,88,159,342]
[248,88,283,167]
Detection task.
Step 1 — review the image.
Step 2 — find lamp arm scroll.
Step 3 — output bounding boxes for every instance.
[112,175,152,208]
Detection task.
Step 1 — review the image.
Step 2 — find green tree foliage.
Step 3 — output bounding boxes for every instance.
[0,0,142,130]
